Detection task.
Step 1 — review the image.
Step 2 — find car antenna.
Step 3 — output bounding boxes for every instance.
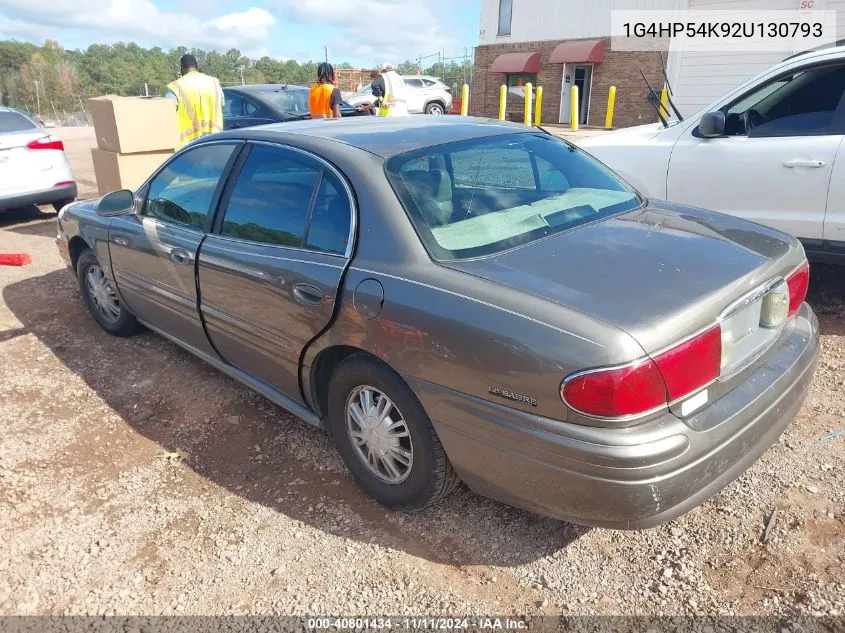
[639,68,669,127]
[658,51,684,121]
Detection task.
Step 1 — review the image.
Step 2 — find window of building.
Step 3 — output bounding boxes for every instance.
[497,0,513,36]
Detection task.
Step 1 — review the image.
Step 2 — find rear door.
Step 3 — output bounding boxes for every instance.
[108,141,241,355]
[198,142,355,402]
[0,110,55,196]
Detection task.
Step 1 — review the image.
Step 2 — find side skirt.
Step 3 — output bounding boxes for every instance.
[138,319,324,428]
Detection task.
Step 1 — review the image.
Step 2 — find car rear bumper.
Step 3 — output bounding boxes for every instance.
[410,304,819,529]
[0,182,77,211]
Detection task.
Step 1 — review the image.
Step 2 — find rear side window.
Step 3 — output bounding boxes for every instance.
[0,111,37,133]
[220,145,320,246]
[305,171,351,255]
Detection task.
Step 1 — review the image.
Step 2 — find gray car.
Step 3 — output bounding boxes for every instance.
[55,116,818,529]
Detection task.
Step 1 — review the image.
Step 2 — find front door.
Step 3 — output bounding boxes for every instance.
[108,142,239,355]
[198,143,354,402]
[559,64,593,124]
[559,64,571,123]
[668,60,845,240]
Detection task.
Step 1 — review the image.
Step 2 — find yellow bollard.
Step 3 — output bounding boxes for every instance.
[570,85,579,131]
[460,84,469,116]
[659,86,669,121]
[524,82,533,126]
[498,85,507,120]
[534,86,543,126]
[605,85,616,129]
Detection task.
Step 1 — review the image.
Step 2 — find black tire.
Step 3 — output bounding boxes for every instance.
[425,102,446,115]
[52,198,75,213]
[76,249,139,337]
[327,355,459,510]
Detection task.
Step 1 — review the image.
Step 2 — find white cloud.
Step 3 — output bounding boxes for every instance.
[0,0,275,54]
[275,0,459,65]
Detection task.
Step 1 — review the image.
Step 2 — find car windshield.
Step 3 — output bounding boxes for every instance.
[385,133,641,260]
[258,89,309,114]
[0,111,37,133]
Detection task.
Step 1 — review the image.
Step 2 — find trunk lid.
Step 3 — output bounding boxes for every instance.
[445,202,798,353]
[0,126,57,195]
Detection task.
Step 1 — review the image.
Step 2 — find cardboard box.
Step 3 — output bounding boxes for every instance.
[88,95,178,154]
[91,148,173,196]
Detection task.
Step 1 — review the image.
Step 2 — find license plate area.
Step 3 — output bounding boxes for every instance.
[720,285,784,379]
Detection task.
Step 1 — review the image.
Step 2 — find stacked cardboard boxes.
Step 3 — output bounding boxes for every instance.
[88,96,179,196]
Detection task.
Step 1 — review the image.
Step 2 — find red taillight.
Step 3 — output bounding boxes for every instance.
[26,135,64,151]
[562,325,721,419]
[652,325,721,401]
[562,359,667,418]
[54,181,74,187]
[786,261,810,317]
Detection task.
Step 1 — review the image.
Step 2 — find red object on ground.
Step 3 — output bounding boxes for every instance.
[0,253,32,266]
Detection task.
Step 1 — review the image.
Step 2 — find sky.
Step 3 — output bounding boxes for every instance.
[0,0,480,67]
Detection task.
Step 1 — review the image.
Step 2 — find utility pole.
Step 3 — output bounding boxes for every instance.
[239,67,245,85]
[34,80,41,117]
[325,46,328,63]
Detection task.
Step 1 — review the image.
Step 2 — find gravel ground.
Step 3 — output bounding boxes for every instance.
[0,127,842,617]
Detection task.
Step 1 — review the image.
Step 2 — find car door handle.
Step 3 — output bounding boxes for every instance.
[169,248,194,265]
[783,159,826,168]
[112,236,129,246]
[293,283,324,306]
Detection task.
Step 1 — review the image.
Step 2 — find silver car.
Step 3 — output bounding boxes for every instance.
[55,117,818,528]
[345,76,453,115]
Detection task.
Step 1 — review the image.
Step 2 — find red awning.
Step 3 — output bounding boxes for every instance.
[490,51,540,74]
[549,39,606,64]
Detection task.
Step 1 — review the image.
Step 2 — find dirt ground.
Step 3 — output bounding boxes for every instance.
[0,127,842,617]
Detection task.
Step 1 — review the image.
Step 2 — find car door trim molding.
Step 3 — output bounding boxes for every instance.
[351,266,604,347]
[201,240,345,269]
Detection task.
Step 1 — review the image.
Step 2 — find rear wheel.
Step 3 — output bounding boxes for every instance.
[425,102,446,115]
[52,198,75,213]
[76,249,139,337]
[327,355,459,510]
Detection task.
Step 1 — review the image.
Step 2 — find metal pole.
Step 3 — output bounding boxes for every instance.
[534,86,543,126]
[34,80,41,117]
[144,83,149,97]
[605,86,617,129]
[571,85,579,131]
[499,84,507,120]
[524,82,533,126]
[240,67,245,85]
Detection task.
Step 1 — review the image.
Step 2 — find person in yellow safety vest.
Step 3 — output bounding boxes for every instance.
[166,54,224,150]
[377,63,409,118]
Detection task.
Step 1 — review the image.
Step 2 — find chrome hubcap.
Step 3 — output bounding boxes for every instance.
[429,106,444,115]
[85,265,121,323]
[346,386,413,484]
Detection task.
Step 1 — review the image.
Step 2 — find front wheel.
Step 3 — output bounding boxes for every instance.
[327,355,459,510]
[425,102,446,115]
[77,249,139,337]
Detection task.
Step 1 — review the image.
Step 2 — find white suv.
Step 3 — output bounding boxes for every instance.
[344,76,453,115]
[0,107,77,213]
[579,44,845,263]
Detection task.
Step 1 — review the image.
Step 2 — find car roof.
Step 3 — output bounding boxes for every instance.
[224,84,308,92]
[216,115,535,159]
[783,41,845,61]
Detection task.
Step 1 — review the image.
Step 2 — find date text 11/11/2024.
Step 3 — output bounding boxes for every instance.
[307,618,528,630]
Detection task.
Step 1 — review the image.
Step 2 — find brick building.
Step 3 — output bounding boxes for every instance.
[472,0,845,127]
[471,36,665,128]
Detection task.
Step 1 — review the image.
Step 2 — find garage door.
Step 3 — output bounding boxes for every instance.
[669,0,845,117]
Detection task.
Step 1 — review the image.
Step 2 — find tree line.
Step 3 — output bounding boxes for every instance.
[0,39,472,118]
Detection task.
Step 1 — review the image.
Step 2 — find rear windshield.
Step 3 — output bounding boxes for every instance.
[385,133,641,260]
[0,111,37,133]
[258,89,309,114]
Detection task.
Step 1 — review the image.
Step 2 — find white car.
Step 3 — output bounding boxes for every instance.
[0,107,77,213]
[344,76,453,115]
[579,44,845,263]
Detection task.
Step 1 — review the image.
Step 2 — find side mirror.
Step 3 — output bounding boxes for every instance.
[96,189,135,216]
[698,111,726,138]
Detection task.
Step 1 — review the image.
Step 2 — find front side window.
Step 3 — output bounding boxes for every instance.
[721,62,845,137]
[220,145,321,247]
[498,0,513,36]
[386,133,640,260]
[143,143,236,230]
